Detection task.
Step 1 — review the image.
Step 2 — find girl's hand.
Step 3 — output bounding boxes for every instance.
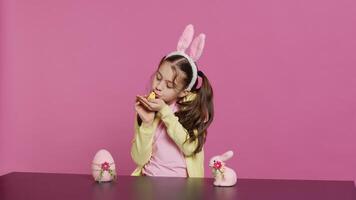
[135,96,155,124]
[136,95,167,112]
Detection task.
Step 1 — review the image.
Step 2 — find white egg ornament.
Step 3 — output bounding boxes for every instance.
[91,149,117,183]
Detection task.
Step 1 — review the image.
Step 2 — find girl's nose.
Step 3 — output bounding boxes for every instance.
[155,81,164,91]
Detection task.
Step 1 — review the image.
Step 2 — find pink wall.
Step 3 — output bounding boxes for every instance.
[1,0,355,181]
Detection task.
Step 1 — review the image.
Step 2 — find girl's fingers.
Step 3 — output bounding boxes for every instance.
[138,96,151,105]
[138,98,153,111]
[137,95,147,102]
[136,95,145,103]
[144,97,158,104]
[137,95,160,110]
[136,95,143,102]
[148,99,159,104]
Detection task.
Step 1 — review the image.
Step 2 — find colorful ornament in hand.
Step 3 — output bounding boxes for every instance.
[147,91,156,100]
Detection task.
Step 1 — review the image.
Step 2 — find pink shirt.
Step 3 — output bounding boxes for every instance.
[142,102,187,177]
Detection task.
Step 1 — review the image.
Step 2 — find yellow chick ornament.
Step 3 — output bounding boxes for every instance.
[147,91,156,100]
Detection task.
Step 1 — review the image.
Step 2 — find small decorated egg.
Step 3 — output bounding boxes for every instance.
[91,149,117,182]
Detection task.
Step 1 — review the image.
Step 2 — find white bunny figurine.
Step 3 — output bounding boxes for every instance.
[209,150,237,187]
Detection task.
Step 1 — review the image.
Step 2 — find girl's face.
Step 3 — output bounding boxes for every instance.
[152,61,189,105]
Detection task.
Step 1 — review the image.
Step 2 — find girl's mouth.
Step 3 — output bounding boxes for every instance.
[153,91,161,98]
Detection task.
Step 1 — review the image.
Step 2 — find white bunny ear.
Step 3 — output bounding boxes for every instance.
[177,24,194,52]
[220,150,234,162]
[189,33,205,61]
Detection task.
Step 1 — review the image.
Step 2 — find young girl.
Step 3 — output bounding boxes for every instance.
[131,24,214,178]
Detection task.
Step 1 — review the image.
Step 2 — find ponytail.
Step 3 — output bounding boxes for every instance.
[176,70,214,155]
[161,54,214,155]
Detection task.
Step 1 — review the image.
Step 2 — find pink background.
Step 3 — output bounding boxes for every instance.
[1,0,355,181]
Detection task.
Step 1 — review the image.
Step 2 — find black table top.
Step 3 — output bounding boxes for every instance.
[0,172,355,200]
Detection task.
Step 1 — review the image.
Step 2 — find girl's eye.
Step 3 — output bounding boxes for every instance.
[167,83,174,88]
[156,74,162,80]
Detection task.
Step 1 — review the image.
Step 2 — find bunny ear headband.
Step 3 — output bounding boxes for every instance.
[165,24,206,91]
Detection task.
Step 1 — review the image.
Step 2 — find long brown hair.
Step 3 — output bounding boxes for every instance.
[157,55,214,155]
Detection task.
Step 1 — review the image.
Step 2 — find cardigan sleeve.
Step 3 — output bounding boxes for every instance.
[130,114,155,166]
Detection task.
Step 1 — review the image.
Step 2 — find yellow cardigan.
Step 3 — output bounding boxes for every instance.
[130,93,204,178]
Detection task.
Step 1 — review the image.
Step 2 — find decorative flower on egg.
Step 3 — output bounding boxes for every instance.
[101,162,110,171]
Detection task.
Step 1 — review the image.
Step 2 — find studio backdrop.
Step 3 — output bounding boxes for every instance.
[1,0,355,180]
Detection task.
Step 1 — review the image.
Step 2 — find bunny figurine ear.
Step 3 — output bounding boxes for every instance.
[189,33,206,61]
[177,24,194,52]
[220,150,234,162]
